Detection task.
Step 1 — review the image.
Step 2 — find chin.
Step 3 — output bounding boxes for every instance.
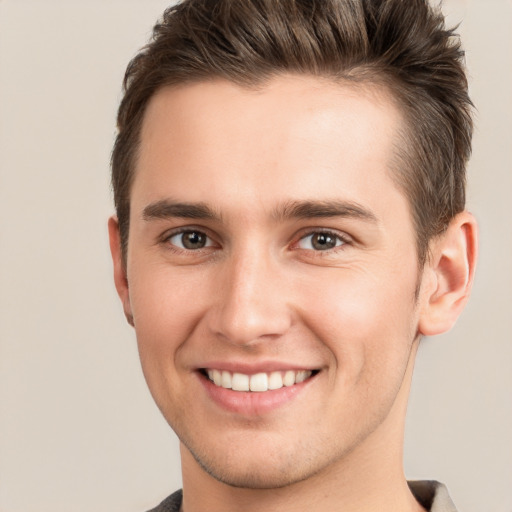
[192,452,313,489]
[181,432,337,490]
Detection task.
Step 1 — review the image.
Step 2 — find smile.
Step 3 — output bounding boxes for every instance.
[205,369,315,392]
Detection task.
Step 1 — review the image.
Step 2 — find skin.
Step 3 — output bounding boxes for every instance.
[109,75,477,512]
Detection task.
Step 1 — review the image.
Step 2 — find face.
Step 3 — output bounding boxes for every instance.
[116,76,427,488]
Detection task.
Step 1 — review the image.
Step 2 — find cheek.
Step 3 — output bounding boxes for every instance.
[300,263,417,324]
[127,263,212,375]
[127,265,210,417]
[296,265,419,372]
[129,262,208,327]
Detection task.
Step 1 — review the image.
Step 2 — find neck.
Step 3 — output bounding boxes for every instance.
[181,341,424,512]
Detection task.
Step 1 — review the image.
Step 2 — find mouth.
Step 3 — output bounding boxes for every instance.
[201,368,319,392]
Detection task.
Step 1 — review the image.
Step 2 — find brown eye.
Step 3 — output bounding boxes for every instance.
[297,232,344,251]
[168,230,212,250]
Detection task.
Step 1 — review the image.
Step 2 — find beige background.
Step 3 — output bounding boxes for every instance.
[0,1,510,511]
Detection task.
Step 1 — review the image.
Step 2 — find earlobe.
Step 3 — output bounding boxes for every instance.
[418,211,478,336]
[108,216,134,327]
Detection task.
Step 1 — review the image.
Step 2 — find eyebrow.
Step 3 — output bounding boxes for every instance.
[142,200,220,221]
[273,199,378,223]
[141,198,378,224]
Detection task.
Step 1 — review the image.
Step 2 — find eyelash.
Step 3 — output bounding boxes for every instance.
[161,227,352,255]
[293,229,351,253]
[162,228,216,253]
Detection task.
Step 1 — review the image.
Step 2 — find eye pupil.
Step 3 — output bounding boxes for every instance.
[312,233,337,250]
[182,231,206,249]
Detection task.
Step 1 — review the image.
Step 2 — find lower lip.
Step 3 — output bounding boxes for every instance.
[198,372,316,415]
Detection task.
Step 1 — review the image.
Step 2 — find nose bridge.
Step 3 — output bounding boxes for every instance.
[211,240,291,345]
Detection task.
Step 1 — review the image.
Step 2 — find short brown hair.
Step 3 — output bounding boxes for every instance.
[112,0,473,265]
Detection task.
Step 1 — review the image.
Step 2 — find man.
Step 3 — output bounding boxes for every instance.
[108,1,477,511]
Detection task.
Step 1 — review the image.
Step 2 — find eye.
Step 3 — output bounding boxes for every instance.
[167,230,214,250]
[297,231,346,251]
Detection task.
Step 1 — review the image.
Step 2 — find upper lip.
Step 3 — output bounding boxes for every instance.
[196,360,320,374]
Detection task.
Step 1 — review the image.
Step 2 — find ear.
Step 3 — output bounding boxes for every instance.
[108,216,134,327]
[418,211,478,336]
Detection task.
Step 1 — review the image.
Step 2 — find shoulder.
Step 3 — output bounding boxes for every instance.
[145,489,183,512]
[408,480,458,512]
[146,484,457,512]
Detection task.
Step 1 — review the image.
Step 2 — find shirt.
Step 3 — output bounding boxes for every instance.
[147,480,457,512]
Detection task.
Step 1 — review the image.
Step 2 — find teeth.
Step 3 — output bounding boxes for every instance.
[232,373,250,391]
[268,371,284,390]
[206,369,313,392]
[249,373,268,392]
[295,370,309,383]
[283,370,296,387]
[221,371,232,389]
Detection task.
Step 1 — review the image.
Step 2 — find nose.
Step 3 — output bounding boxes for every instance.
[208,247,292,346]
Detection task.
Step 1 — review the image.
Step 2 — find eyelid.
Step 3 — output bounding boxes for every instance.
[292,228,353,251]
[160,226,218,250]
[158,225,353,252]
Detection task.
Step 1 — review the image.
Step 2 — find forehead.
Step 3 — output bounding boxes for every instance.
[134,75,407,224]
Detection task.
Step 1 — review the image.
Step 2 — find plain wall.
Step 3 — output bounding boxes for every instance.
[0,1,510,511]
